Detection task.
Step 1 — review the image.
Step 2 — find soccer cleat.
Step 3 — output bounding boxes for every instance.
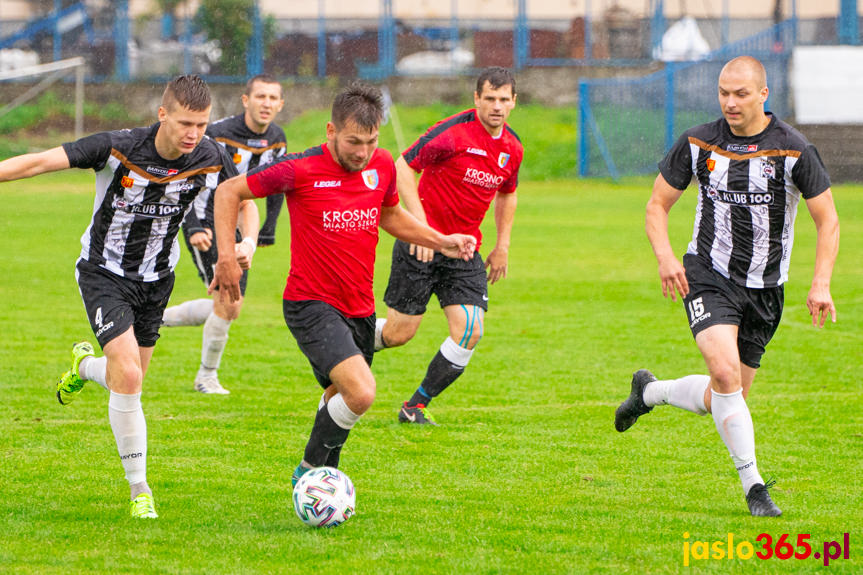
[291,463,312,488]
[56,341,95,405]
[746,480,782,517]
[194,373,230,395]
[129,493,158,519]
[614,369,657,432]
[398,402,437,425]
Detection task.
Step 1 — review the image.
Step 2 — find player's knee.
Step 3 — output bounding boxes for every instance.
[108,358,143,393]
[709,363,742,393]
[383,322,418,348]
[344,383,376,414]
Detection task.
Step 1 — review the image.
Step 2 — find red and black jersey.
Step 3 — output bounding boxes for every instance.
[246,144,398,317]
[403,109,523,249]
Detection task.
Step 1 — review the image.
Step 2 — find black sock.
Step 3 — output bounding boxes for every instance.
[407,387,432,407]
[409,350,465,405]
[324,444,343,468]
[303,404,350,467]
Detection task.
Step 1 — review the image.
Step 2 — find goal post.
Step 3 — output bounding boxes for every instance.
[0,56,86,140]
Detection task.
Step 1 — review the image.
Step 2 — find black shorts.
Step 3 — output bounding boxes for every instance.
[682,254,784,369]
[75,259,175,349]
[182,225,248,296]
[283,300,375,389]
[383,239,489,316]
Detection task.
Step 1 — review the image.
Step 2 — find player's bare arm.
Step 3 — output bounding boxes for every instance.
[380,204,476,261]
[485,190,517,284]
[234,199,260,270]
[395,155,434,263]
[646,173,689,301]
[209,174,254,303]
[0,147,71,182]
[805,188,840,327]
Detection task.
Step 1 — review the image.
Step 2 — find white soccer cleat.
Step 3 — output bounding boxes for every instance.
[193,374,230,395]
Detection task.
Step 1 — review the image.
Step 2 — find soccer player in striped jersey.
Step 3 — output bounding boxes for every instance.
[0,75,240,519]
[614,56,840,517]
[209,83,476,487]
[374,67,523,425]
[161,74,286,394]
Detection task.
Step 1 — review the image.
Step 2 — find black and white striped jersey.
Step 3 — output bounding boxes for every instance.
[183,113,287,233]
[659,114,831,288]
[63,123,238,282]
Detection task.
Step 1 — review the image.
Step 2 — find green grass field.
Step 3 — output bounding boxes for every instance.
[0,171,860,574]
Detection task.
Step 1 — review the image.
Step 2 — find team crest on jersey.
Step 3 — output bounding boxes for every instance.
[760,158,776,179]
[232,153,242,164]
[361,169,379,190]
[121,176,134,188]
[706,158,716,172]
[498,152,510,168]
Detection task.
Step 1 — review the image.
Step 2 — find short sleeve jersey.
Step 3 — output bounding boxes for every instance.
[185,114,288,230]
[246,143,398,317]
[403,109,523,249]
[63,124,238,282]
[659,114,830,288]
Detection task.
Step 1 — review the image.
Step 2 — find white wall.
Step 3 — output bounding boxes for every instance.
[793,46,863,124]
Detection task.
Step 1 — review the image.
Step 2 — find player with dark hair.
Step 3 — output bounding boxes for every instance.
[614,56,840,517]
[162,74,287,394]
[0,75,238,519]
[209,82,477,485]
[374,66,523,425]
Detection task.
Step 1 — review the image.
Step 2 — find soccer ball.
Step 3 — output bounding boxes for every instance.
[292,466,356,527]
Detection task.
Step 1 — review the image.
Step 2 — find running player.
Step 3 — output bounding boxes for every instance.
[209,82,477,486]
[374,67,523,425]
[614,56,840,517]
[161,74,286,394]
[0,75,238,519]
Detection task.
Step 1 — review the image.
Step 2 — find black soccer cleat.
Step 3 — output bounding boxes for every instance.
[746,481,782,517]
[398,402,437,425]
[614,369,657,432]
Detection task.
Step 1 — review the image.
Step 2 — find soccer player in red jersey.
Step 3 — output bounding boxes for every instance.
[209,83,476,485]
[374,67,523,425]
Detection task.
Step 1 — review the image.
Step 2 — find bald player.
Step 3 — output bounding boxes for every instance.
[613,56,839,517]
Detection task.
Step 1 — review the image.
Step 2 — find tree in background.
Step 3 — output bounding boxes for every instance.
[196,0,276,76]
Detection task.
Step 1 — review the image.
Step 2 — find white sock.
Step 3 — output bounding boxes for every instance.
[199,312,231,375]
[318,392,327,411]
[162,298,213,327]
[643,375,709,415]
[374,318,387,351]
[79,356,109,390]
[711,389,764,494]
[108,391,147,486]
[327,393,361,430]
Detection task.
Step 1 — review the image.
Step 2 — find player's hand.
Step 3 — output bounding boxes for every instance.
[807,278,836,327]
[409,243,435,263]
[485,246,508,284]
[189,229,213,251]
[234,240,255,270]
[657,256,689,301]
[209,257,242,304]
[439,234,476,261]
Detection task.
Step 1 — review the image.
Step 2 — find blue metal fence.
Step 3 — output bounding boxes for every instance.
[578,20,796,179]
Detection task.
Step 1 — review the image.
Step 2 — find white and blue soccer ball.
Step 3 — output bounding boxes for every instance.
[292,466,356,528]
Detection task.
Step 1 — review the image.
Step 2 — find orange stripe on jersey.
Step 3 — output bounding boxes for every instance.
[110,149,223,183]
[688,137,803,160]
